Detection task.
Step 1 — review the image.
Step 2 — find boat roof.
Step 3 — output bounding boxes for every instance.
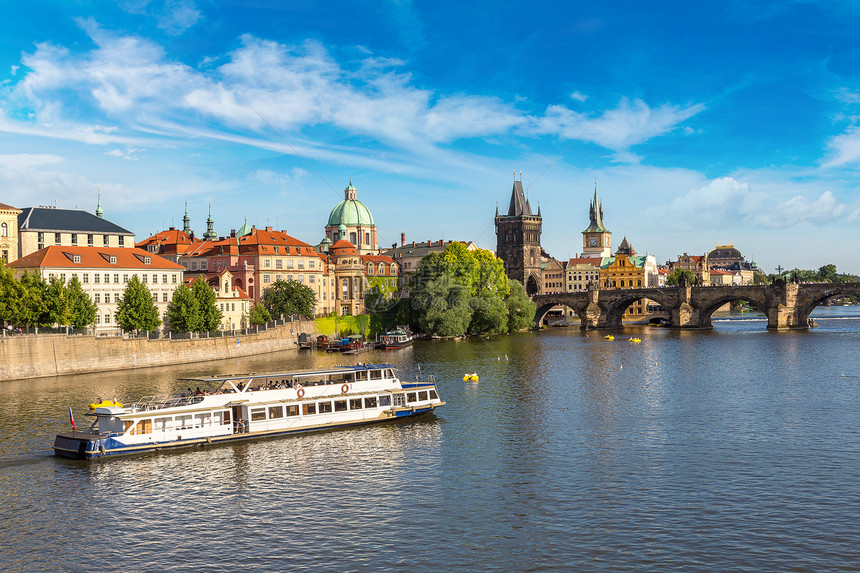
[179,363,397,383]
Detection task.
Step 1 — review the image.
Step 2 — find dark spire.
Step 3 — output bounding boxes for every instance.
[182,199,191,234]
[583,181,610,233]
[506,180,532,217]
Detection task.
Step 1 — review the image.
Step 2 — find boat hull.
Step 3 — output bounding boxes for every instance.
[54,404,441,460]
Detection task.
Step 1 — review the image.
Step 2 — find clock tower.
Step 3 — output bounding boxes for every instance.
[582,184,611,258]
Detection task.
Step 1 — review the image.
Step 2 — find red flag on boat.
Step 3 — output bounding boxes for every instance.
[69,406,75,431]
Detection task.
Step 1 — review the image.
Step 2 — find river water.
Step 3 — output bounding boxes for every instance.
[2,307,860,572]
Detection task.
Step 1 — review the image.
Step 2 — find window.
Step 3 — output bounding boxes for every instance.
[103,235,109,246]
[0,223,6,237]
[73,255,81,264]
[83,274,89,284]
[269,406,283,419]
[55,232,61,244]
[365,232,370,245]
[334,400,347,412]
[152,274,157,283]
[114,274,119,283]
[287,260,294,269]
[263,259,270,268]
[309,260,315,269]
[418,391,428,401]
[109,256,117,264]
[162,293,168,302]
[162,275,167,284]
[263,274,271,284]
[95,293,101,303]
[275,259,283,269]
[406,392,417,403]
[429,390,438,400]
[115,293,121,303]
[349,398,363,410]
[318,401,333,414]
[376,396,388,407]
[87,234,94,246]
[104,313,111,324]
[349,232,356,244]
[250,409,266,421]
[302,403,316,415]
[142,275,147,284]
[118,236,124,246]
[231,303,235,312]
[37,232,44,249]
[309,275,315,284]
[286,405,298,416]
[172,274,177,284]
[94,274,101,284]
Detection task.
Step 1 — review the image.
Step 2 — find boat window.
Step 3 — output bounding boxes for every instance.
[175,415,192,429]
[344,373,354,383]
[302,403,317,415]
[349,399,363,410]
[318,402,333,414]
[269,406,284,419]
[129,419,153,435]
[334,400,347,412]
[385,369,395,379]
[195,414,210,427]
[286,405,299,416]
[250,409,266,421]
[124,420,134,434]
[406,392,417,403]
[365,396,378,408]
[418,391,428,401]
[370,370,383,380]
[155,417,171,430]
[329,373,344,384]
[222,410,231,425]
[377,396,389,407]
[429,390,438,400]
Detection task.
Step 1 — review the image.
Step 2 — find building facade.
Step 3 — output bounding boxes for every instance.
[323,181,379,255]
[17,206,135,260]
[0,202,22,263]
[7,246,184,332]
[581,185,612,258]
[565,257,602,292]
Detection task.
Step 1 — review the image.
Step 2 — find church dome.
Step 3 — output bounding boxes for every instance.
[327,182,376,227]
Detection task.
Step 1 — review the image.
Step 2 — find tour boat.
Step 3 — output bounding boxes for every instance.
[53,364,444,460]
[376,328,414,350]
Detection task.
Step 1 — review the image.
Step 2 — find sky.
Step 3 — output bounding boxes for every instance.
[1,1,859,274]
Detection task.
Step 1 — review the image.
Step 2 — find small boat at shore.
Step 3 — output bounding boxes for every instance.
[54,364,444,460]
[376,328,414,350]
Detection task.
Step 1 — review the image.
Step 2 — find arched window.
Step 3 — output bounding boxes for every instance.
[367,263,373,275]
[349,232,357,244]
[0,222,6,237]
[365,232,370,245]
[378,263,385,274]
[390,263,396,275]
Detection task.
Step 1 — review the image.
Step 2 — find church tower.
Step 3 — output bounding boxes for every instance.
[495,175,543,295]
[582,183,611,258]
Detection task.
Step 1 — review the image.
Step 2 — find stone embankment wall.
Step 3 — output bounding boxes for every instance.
[0,320,318,381]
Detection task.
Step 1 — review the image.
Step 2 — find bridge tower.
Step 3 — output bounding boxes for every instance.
[495,175,542,295]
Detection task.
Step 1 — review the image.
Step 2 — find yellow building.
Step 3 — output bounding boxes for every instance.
[0,202,22,263]
[600,238,649,318]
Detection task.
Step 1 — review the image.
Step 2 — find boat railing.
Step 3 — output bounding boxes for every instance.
[126,394,205,413]
[413,373,436,386]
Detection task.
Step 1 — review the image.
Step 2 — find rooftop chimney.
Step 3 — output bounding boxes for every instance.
[401,232,405,246]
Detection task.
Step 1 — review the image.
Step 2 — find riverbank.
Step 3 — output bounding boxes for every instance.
[0,319,317,381]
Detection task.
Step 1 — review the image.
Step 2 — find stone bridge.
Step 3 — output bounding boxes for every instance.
[532,280,860,330]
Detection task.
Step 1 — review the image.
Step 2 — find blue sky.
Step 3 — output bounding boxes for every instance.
[1,1,859,273]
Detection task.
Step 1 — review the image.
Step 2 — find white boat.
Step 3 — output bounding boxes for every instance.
[377,328,414,350]
[54,364,444,460]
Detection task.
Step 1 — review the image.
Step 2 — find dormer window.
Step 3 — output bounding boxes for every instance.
[73,255,81,264]
[109,256,117,264]
[144,257,151,264]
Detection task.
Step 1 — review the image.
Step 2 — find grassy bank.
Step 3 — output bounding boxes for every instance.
[314,315,372,338]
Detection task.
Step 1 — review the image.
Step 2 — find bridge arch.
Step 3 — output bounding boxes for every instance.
[795,284,860,326]
[695,294,770,328]
[600,289,674,328]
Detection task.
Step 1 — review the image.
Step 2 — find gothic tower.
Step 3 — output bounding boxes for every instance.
[581,183,611,258]
[495,176,542,295]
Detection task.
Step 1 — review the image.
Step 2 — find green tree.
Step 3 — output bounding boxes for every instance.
[505,279,536,332]
[116,275,162,332]
[416,276,472,337]
[66,276,97,328]
[0,262,25,326]
[262,279,317,318]
[248,304,272,326]
[191,278,222,332]
[817,264,838,283]
[666,268,696,286]
[469,291,508,334]
[18,271,50,327]
[166,283,201,333]
[45,276,72,326]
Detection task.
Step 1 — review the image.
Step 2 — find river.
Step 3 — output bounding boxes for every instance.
[1,306,859,571]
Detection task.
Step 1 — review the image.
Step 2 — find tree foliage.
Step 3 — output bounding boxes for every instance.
[666,268,696,286]
[262,279,317,318]
[248,304,271,326]
[18,271,50,327]
[116,275,162,332]
[66,276,97,328]
[191,278,222,332]
[45,276,71,327]
[505,279,537,332]
[166,283,200,333]
[408,243,533,336]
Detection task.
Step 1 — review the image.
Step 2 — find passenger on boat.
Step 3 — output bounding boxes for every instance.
[195,387,202,395]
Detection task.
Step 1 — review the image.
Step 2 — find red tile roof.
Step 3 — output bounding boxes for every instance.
[8,245,184,270]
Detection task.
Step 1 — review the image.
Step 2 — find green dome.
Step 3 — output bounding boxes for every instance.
[326,181,376,227]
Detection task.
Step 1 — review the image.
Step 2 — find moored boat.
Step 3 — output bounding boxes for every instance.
[376,328,414,350]
[54,364,444,460]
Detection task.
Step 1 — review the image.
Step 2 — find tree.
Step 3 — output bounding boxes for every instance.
[166,283,201,333]
[666,268,696,286]
[45,276,72,327]
[416,276,472,337]
[18,271,50,327]
[116,275,162,332]
[262,279,317,318]
[191,278,222,332]
[0,262,24,326]
[66,276,97,328]
[248,304,271,326]
[817,264,838,283]
[470,291,508,334]
[505,279,536,332]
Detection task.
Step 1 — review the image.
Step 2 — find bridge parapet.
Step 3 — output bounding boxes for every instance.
[532,281,860,330]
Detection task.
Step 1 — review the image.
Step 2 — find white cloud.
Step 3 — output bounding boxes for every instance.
[570,91,588,102]
[823,124,860,167]
[158,0,202,35]
[0,153,64,168]
[533,98,705,160]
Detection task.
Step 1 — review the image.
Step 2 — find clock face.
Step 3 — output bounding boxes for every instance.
[589,237,598,246]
